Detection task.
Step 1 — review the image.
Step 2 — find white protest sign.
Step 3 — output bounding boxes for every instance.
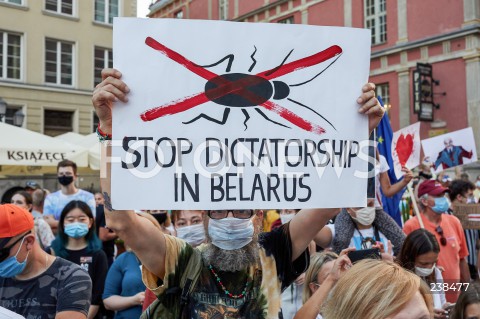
[422,127,477,173]
[111,18,372,210]
[391,122,421,179]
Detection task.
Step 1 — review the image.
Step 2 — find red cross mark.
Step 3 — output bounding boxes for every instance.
[140,37,342,135]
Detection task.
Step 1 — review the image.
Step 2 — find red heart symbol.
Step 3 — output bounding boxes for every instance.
[395,134,414,166]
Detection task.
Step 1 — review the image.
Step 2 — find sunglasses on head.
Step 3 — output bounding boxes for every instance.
[435,226,447,246]
[0,232,31,263]
[208,210,255,220]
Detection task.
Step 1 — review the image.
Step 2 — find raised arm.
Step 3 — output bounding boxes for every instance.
[93,68,167,279]
[380,167,413,197]
[290,83,384,260]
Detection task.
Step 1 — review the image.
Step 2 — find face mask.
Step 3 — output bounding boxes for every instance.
[431,197,450,214]
[476,181,480,188]
[176,223,206,247]
[208,217,254,250]
[64,222,89,239]
[351,207,376,226]
[280,214,295,224]
[58,175,74,186]
[415,264,435,277]
[467,197,476,204]
[0,237,29,278]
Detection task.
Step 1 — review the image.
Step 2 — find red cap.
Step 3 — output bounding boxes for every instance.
[0,204,34,246]
[418,180,449,198]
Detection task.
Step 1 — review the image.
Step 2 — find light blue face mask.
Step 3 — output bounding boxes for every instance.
[431,197,450,214]
[0,237,29,278]
[64,222,89,239]
[208,217,254,250]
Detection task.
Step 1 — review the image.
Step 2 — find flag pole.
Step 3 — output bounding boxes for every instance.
[407,183,424,228]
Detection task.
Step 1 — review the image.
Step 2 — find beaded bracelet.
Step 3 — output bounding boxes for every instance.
[96,124,112,141]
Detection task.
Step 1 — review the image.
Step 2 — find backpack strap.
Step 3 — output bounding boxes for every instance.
[178,248,203,314]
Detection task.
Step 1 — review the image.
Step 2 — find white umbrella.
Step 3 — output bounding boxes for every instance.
[55,132,100,170]
[0,122,88,167]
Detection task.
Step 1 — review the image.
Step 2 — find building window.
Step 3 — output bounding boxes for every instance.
[95,0,119,24]
[364,0,386,45]
[44,109,73,136]
[175,10,183,19]
[0,31,22,80]
[45,0,74,15]
[0,0,23,5]
[94,47,113,87]
[278,16,294,24]
[219,0,228,20]
[376,83,390,114]
[45,38,74,86]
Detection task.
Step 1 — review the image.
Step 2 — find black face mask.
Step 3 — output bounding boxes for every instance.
[58,175,74,186]
[151,213,167,225]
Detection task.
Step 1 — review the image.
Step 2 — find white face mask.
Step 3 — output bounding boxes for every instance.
[280,214,295,224]
[415,264,435,277]
[351,207,376,226]
[208,217,254,250]
[175,223,206,247]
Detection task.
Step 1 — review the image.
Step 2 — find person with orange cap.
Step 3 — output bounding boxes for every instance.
[0,204,92,319]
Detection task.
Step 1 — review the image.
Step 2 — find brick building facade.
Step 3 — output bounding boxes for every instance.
[147,0,480,154]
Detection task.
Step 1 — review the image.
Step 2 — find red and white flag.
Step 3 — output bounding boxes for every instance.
[391,122,421,179]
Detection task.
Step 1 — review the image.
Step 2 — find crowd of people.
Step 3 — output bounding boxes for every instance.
[0,68,480,319]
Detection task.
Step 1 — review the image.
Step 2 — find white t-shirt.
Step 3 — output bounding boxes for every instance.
[326,224,390,254]
[375,155,390,208]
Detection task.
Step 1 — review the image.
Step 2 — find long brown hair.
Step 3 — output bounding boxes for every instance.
[451,282,480,319]
[396,228,440,284]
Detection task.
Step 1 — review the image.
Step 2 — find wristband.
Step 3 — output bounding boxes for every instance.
[96,123,112,141]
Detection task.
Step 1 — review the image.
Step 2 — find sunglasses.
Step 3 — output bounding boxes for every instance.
[0,232,30,263]
[208,210,255,220]
[435,226,447,246]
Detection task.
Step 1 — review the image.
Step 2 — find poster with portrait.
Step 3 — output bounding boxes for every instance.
[422,127,477,173]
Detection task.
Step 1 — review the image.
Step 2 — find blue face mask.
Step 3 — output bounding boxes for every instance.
[208,218,254,250]
[432,197,450,214]
[64,222,89,239]
[0,237,29,278]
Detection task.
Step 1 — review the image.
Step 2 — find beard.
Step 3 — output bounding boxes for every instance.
[202,238,259,272]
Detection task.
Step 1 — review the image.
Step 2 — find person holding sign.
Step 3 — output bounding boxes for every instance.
[92,68,384,319]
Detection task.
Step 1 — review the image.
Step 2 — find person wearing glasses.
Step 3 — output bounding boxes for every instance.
[0,204,92,318]
[92,68,384,318]
[403,179,470,303]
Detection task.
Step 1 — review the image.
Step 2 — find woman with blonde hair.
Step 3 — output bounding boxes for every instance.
[302,252,338,305]
[322,259,433,319]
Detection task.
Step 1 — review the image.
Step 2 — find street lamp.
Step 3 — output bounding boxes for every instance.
[0,97,25,127]
[0,98,6,121]
[13,110,25,127]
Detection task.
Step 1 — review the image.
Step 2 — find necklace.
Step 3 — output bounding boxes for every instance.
[208,265,251,299]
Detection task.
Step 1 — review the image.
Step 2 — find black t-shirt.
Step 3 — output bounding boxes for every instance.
[95,205,115,260]
[65,248,108,306]
[0,257,92,319]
